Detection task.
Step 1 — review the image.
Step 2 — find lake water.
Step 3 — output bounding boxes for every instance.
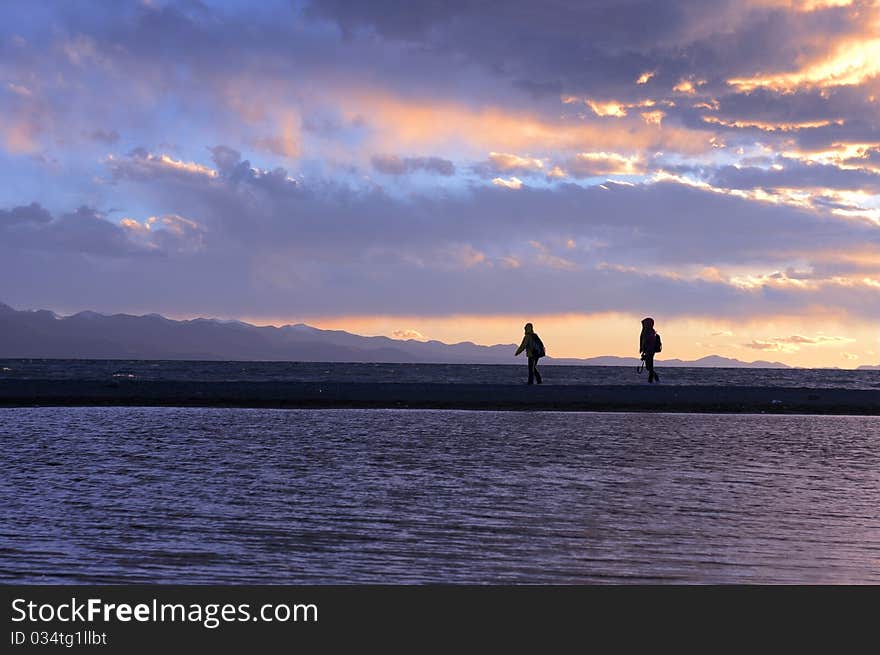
[1,407,878,584]
[2,358,880,389]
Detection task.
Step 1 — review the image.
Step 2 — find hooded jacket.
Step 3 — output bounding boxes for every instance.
[640,317,657,355]
[515,323,543,358]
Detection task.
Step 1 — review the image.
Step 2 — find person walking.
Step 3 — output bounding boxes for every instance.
[639,317,661,383]
[515,322,545,384]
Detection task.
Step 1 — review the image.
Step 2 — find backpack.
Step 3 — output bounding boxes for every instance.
[655,333,662,353]
[531,334,546,358]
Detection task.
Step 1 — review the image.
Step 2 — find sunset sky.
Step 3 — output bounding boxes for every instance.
[3,0,880,366]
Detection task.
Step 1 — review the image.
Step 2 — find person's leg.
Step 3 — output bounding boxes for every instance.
[534,360,542,384]
[646,355,655,382]
[528,357,535,384]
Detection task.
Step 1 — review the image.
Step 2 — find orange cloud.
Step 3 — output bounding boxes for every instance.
[701,116,843,131]
[650,169,880,222]
[641,110,665,126]
[2,119,40,154]
[586,100,629,117]
[795,0,854,9]
[344,88,711,156]
[575,97,660,119]
[728,6,880,92]
[743,333,855,353]
[528,241,578,271]
[157,155,217,177]
[392,328,427,340]
[783,142,880,168]
[569,152,643,176]
[119,214,206,251]
[218,75,714,161]
[488,152,544,171]
[673,79,705,94]
[749,0,855,11]
[253,111,301,158]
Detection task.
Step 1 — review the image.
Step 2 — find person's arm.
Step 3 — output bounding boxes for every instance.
[515,335,527,356]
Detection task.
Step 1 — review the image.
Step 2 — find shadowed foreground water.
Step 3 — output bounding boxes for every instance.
[1,407,878,583]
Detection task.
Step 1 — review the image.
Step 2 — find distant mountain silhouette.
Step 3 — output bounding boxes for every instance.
[555,354,790,369]
[0,302,790,367]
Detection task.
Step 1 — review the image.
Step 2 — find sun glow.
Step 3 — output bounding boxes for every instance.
[728,37,880,91]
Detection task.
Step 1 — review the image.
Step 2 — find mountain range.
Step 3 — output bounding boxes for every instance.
[0,302,792,367]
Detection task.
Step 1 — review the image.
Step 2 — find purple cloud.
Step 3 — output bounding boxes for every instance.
[371,155,455,176]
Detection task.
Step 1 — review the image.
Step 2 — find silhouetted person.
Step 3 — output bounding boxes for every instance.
[515,322,545,384]
[639,317,661,383]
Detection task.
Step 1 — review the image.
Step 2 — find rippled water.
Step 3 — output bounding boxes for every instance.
[3,358,880,389]
[2,407,878,584]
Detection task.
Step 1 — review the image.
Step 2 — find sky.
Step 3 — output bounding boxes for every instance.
[2,0,880,367]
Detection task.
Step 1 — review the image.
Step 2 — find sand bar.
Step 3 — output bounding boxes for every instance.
[1,379,879,414]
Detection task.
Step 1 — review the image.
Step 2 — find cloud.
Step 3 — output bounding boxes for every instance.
[88,149,880,282]
[673,79,703,95]
[391,328,427,340]
[371,154,455,176]
[727,34,880,92]
[491,176,523,189]
[484,152,545,175]
[14,145,869,320]
[6,82,32,97]
[710,159,880,193]
[700,116,843,132]
[1,116,41,154]
[245,109,302,158]
[107,149,218,182]
[567,152,643,177]
[641,110,665,126]
[210,145,243,174]
[107,147,298,200]
[563,97,667,119]
[120,214,206,253]
[743,334,856,351]
[3,0,880,333]
[253,134,300,158]
[528,241,578,271]
[1,205,133,257]
[82,129,120,144]
[0,202,52,226]
[0,203,203,258]
[339,88,711,158]
[306,0,855,99]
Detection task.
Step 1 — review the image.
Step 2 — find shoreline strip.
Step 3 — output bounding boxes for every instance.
[1,380,879,414]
